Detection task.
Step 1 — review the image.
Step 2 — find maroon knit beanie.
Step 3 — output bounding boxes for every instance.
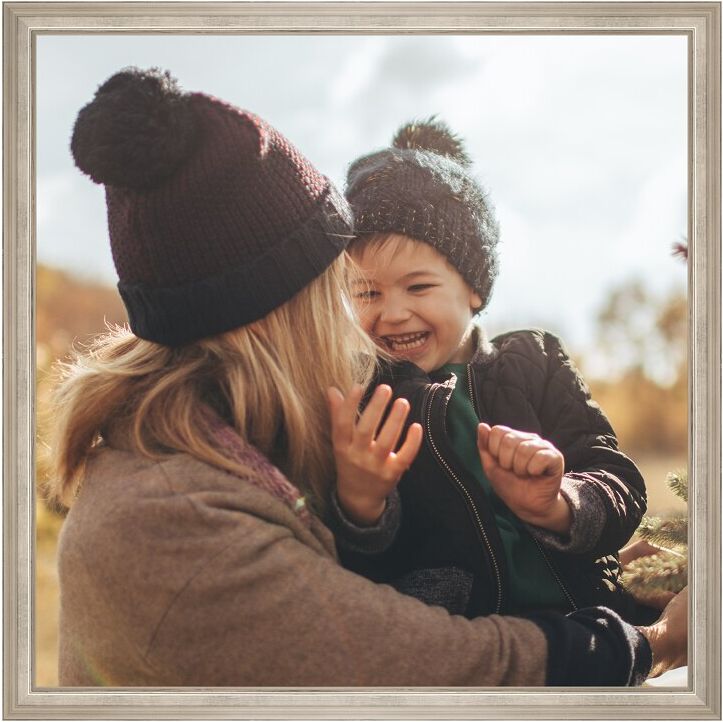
[71,67,352,346]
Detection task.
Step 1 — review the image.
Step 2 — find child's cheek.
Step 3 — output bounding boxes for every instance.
[360,315,375,336]
[353,303,375,334]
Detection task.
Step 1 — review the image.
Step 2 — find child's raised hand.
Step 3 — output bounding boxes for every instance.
[327,384,423,526]
[477,423,572,535]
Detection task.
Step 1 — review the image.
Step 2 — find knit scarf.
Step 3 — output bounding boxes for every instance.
[200,406,312,527]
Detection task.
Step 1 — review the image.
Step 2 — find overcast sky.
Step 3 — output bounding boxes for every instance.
[37,34,687,356]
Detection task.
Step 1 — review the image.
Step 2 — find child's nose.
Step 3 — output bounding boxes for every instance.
[380,297,411,324]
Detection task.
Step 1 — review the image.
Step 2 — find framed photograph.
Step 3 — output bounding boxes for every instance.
[4,2,720,718]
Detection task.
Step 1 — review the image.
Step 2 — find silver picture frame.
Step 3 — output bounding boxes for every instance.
[4,2,720,718]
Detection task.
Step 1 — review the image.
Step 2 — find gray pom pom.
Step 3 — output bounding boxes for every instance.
[392,117,472,167]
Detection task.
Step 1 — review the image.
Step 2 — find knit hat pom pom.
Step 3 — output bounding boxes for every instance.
[392,117,472,167]
[71,67,197,189]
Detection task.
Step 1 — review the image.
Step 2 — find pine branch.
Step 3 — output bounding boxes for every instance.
[621,553,687,596]
[666,470,688,502]
[636,515,688,547]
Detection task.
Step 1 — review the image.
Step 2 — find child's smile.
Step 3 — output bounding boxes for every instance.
[380,330,430,354]
[351,234,481,373]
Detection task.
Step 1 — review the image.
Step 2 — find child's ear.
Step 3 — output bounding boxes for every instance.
[470,290,482,311]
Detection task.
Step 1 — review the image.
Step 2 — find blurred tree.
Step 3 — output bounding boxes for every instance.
[593,279,686,387]
[597,246,689,601]
[36,264,127,513]
[586,280,687,455]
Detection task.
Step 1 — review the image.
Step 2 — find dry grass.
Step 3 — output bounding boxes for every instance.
[36,503,63,688]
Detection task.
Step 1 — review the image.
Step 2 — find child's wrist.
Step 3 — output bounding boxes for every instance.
[521,494,572,534]
[337,489,387,527]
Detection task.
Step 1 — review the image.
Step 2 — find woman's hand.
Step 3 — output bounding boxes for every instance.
[477,423,571,534]
[619,539,664,567]
[328,384,422,526]
[620,539,679,610]
[638,586,688,677]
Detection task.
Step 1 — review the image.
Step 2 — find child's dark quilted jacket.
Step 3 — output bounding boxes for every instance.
[330,328,658,625]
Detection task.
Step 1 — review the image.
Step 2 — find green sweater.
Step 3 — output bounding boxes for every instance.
[440,363,567,613]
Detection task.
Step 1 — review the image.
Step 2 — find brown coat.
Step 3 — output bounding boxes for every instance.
[57,445,547,687]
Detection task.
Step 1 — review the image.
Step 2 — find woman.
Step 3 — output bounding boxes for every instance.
[51,67,686,687]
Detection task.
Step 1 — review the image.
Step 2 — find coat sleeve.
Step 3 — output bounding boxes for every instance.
[144,509,651,687]
[526,330,647,558]
[327,487,402,554]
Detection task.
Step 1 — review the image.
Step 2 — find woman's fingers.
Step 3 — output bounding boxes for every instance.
[619,539,664,567]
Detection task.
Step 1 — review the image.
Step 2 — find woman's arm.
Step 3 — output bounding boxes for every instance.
[142,509,659,687]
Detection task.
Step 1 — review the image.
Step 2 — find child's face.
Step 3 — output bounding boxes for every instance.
[351,235,482,373]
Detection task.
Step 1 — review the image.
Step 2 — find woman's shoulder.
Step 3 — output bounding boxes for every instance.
[79,445,276,510]
[59,446,332,563]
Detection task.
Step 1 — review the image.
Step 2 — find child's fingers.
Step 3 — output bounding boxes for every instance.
[341,383,365,419]
[373,397,411,458]
[327,386,353,447]
[491,427,540,470]
[496,432,523,471]
[511,439,547,477]
[354,385,392,445]
[485,424,512,458]
[477,443,499,479]
[477,422,491,451]
[527,448,564,477]
[393,422,423,469]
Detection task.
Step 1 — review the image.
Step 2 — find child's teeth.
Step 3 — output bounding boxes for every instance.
[384,332,427,351]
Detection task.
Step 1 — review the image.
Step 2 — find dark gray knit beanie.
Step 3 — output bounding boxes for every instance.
[345,118,499,310]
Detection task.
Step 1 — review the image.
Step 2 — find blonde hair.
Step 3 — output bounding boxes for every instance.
[49,253,377,513]
[348,231,419,261]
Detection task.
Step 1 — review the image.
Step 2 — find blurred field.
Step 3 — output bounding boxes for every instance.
[36,505,63,688]
[635,455,688,515]
[33,264,689,688]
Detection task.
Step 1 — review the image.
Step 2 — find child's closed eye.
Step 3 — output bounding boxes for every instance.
[408,283,437,293]
[353,289,380,300]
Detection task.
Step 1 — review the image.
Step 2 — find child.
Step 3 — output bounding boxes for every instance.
[327,119,656,624]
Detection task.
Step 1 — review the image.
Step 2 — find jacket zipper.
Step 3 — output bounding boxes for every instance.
[531,537,578,612]
[424,384,503,614]
[466,364,577,613]
[466,364,478,415]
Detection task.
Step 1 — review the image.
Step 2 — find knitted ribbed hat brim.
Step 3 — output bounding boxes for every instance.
[119,184,351,346]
